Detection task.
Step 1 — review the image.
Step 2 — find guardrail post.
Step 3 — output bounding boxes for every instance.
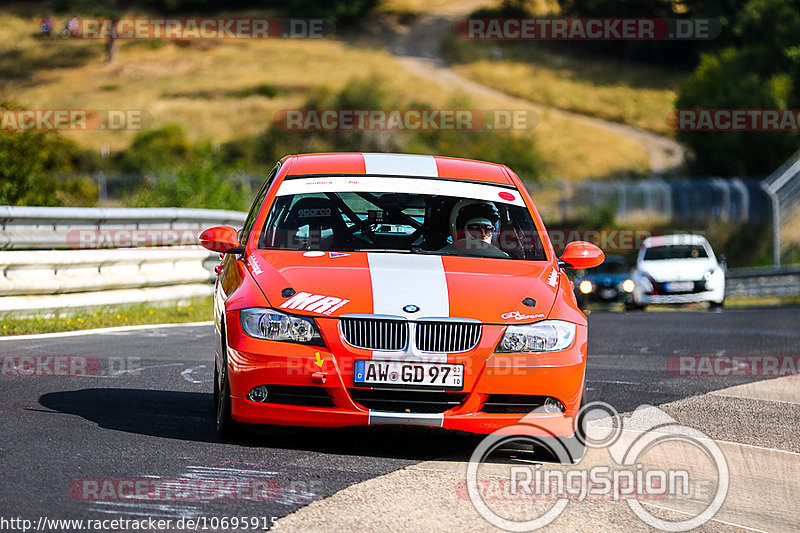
[761,181,781,267]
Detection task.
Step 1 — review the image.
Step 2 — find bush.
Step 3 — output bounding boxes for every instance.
[675,0,800,176]
[127,154,250,210]
[115,124,191,174]
[676,48,800,176]
[0,127,99,206]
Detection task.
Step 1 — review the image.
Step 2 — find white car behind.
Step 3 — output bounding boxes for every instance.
[626,234,725,310]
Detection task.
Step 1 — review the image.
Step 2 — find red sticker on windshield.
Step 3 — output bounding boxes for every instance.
[498,191,515,201]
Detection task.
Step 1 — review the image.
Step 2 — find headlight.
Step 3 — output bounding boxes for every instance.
[621,279,635,293]
[703,269,714,281]
[240,308,323,345]
[496,320,576,353]
[578,280,593,294]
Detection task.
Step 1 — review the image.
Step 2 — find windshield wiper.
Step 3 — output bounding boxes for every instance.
[354,248,414,254]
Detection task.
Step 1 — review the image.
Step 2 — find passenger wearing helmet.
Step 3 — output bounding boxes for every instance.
[438,201,509,258]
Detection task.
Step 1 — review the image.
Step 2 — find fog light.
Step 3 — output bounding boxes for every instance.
[543,397,565,413]
[246,385,269,403]
[579,280,593,294]
[622,279,635,293]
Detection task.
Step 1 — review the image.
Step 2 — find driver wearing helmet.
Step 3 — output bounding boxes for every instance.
[439,201,509,258]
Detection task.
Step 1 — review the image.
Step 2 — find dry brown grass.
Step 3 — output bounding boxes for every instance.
[1,8,649,180]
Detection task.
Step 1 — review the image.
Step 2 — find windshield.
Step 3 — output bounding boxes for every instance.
[257,176,547,260]
[593,258,626,274]
[643,244,708,260]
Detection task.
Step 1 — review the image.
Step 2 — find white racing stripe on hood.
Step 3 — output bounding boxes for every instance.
[367,253,449,363]
[363,153,438,177]
[367,253,449,317]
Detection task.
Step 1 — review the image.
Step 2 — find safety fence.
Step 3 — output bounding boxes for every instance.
[725,265,800,300]
[541,177,770,224]
[0,207,246,314]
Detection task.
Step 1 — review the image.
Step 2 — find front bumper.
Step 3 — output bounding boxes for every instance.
[224,314,587,436]
[637,291,716,304]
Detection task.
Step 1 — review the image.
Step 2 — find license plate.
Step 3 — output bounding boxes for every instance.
[354,360,464,390]
[665,281,694,292]
[600,288,617,299]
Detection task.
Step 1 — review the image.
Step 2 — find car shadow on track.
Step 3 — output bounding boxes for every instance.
[38,388,486,461]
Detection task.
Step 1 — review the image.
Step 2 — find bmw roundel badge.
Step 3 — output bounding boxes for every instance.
[403,304,420,313]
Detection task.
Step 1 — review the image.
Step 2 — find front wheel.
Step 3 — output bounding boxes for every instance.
[625,300,646,312]
[708,300,724,311]
[215,356,240,439]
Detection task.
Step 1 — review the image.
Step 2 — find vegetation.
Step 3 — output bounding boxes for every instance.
[0,297,212,336]
[676,0,800,175]
[0,108,100,206]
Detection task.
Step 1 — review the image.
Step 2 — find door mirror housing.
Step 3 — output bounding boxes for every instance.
[559,241,605,269]
[199,226,242,253]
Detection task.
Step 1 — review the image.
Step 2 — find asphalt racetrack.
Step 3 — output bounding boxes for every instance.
[1,306,798,532]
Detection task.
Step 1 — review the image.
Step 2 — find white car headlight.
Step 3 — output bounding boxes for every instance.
[240,308,323,345]
[578,280,593,294]
[496,320,576,353]
[703,268,714,281]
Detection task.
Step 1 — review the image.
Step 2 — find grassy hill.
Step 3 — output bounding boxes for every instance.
[0,1,671,186]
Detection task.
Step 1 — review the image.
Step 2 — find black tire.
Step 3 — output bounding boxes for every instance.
[624,301,645,312]
[216,357,241,439]
[556,387,587,464]
[213,358,220,408]
[708,300,724,311]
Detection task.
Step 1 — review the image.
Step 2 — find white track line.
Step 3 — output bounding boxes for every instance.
[0,321,213,341]
[638,501,773,533]
[589,424,800,457]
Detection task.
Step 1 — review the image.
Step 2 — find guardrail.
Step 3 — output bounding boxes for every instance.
[0,207,246,314]
[0,206,247,249]
[725,265,800,299]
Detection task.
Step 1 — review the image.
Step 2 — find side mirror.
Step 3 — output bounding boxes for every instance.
[199,226,242,253]
[559,241,605,269]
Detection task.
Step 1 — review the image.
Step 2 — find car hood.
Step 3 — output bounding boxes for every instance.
[245,250,560,324]
[637,258,717,282]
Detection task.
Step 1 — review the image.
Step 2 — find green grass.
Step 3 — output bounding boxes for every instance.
[0,297,212,336]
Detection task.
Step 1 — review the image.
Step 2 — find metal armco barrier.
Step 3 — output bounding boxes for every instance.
[0,206,246,249]
[725,266,800,299]
[0,207,246,314]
